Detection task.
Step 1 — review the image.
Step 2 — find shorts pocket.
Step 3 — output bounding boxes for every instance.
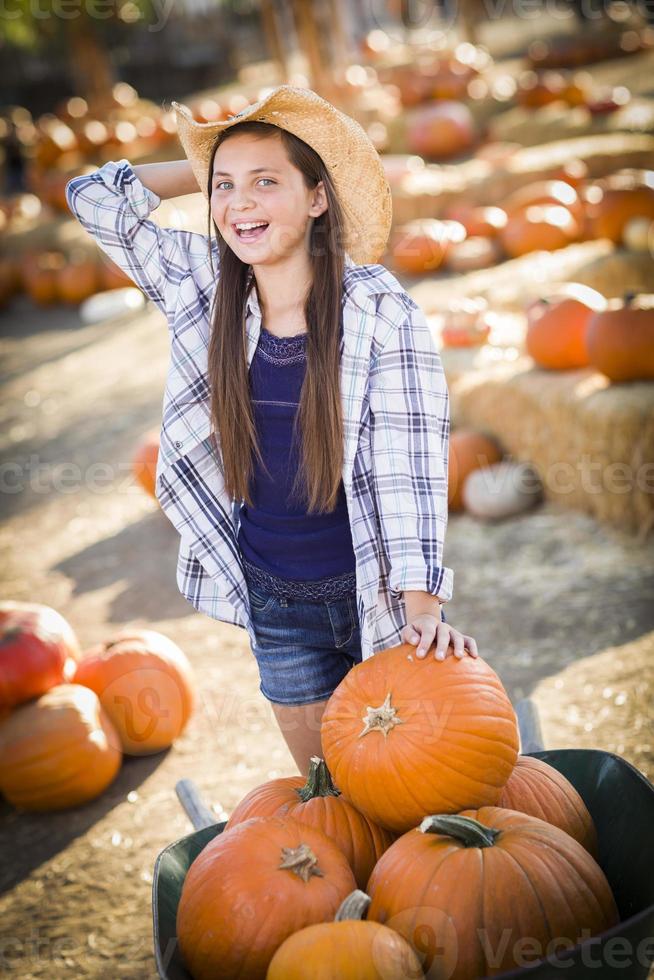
[248,585,276,615]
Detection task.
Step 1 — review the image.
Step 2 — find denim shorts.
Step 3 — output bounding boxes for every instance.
[246,581,362,706]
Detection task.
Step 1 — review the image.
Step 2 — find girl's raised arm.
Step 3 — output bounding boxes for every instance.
[65,158,216,319]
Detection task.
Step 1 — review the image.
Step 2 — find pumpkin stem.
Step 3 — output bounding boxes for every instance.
[296,756,341,802]
[358,692,405,738]
[278,843,325,882]
[624,290,636,306]
[335,889,371,921]
[419,814,501,848]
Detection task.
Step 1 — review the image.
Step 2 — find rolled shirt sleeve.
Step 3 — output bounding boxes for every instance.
[64,158,208,318]
[369,297,454,604]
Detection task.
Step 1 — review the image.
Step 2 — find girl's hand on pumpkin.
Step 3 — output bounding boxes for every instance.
[401,615,479,661]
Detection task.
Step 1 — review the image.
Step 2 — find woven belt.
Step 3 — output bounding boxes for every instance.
[242,556,356,603]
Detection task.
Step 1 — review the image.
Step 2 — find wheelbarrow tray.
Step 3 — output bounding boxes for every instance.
[152,749,654,980]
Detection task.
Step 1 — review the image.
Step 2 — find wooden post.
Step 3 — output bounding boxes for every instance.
[290,0,334,99]
[261,0,290,83]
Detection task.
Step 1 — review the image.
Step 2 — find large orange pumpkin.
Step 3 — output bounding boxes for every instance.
[525,283,607,370]
[267,889,425,979]
[0,684,122,810]
[586,292,654,382]
[367,809,619,979]
[500,204,580,258]
[73,628,195,755]
[0,600,81,709]
[226,755,395,889]
[321,644,519,834]
[586,170,654,244]
[498,756,599,857]
[177,815,357,980]
[503,179,584,225]
[448,429,503,511]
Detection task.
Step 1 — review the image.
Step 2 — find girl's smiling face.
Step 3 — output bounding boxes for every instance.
[210,131,327,266]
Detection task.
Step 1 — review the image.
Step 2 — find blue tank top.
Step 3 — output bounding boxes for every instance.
[237,325,356,599]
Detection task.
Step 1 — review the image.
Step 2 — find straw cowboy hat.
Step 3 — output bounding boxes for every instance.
[170,85,392,266]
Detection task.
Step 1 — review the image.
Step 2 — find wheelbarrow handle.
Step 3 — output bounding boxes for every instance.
[175,778,218,831]
[515,697,545,753]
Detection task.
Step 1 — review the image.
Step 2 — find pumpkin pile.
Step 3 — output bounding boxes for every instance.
[0,601,195,811]
[175,643,619,979]
[526,285,654,383]
[389,167,654,277]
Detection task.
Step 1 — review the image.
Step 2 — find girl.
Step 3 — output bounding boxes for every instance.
[65,85,478,776]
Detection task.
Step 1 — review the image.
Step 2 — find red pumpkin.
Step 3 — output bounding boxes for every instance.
[0,684,122,810]
[177,815,357,980]
[226,755,395,889]
[366,809,618,979]
[74,628,195,755]
[498,756,599,857]
[586,292,654,382]
[321,643,519,834]
[0,600,81,709]
[525,283,607,370]
[448,429,503,511]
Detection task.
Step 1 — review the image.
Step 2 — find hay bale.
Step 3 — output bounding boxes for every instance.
[533,631,654,782]
[487,98,654,148]
[390,133,654,225]
[447,357,654,534]
[410,240,654,313]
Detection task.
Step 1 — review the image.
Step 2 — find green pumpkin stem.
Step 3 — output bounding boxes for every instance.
[296,755,341,803]
[419,814,501,848]
[335,889,371,921]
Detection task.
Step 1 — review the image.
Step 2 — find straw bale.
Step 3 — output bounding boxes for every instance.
[390,133,654,225]
[410,241,654,312]
[533,631,654,782]
[488,98,654,148]
[447,357,654,534]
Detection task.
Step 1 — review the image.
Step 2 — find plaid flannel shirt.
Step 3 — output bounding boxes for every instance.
[65,158,454,662]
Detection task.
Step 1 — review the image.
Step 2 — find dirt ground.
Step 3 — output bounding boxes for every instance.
[2,13,654,980]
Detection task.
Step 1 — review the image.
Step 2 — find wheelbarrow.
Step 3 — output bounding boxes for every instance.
[152,699,654,979]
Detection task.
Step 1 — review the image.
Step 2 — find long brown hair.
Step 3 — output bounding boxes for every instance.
[205,121,346,514]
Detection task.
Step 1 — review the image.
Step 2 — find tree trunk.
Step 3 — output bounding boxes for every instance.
[67,15,116,110]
